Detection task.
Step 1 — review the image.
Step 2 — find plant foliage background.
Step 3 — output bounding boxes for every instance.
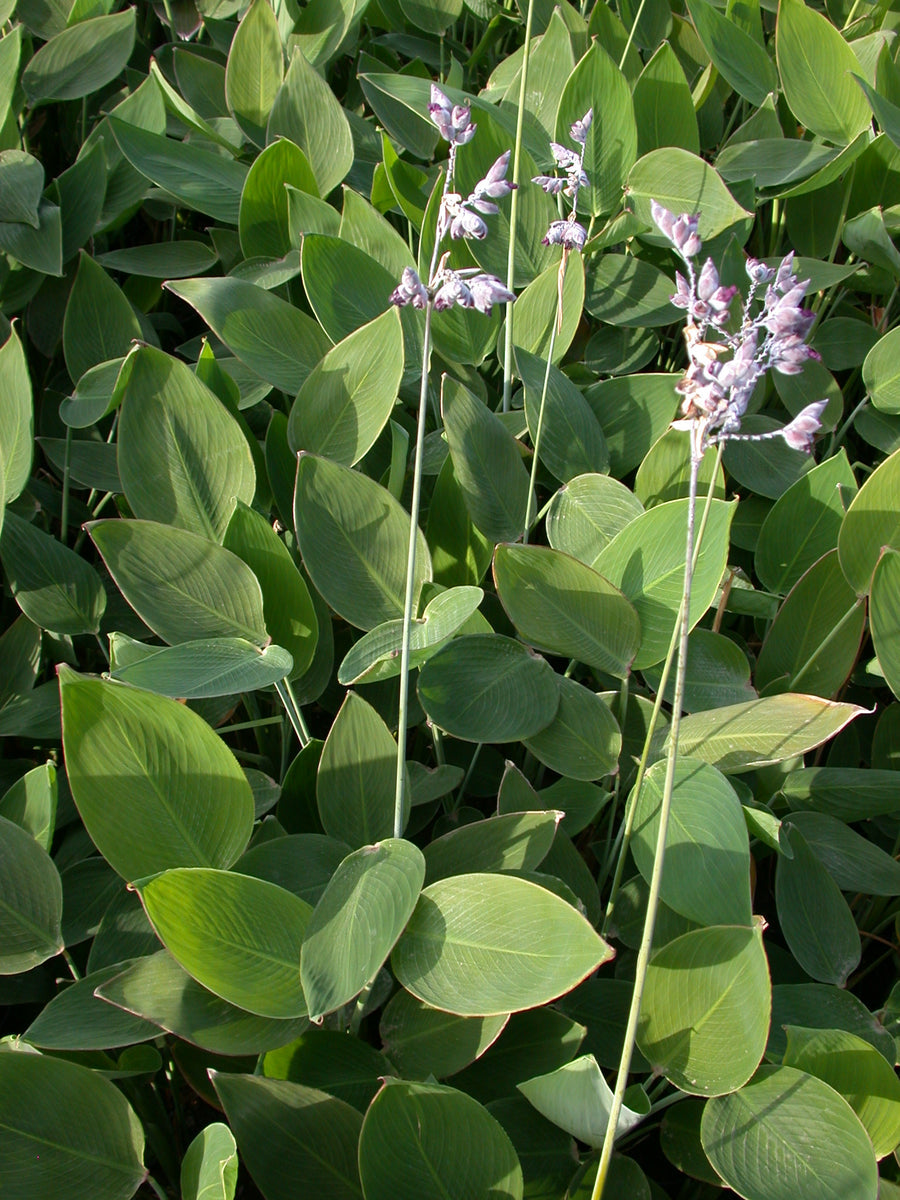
[1,0,900,1197]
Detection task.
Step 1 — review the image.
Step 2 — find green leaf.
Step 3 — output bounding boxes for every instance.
[423,811,561,884]
[108,634,292,698]
[294,454,431,631]
[214,1074,362,1200]
[518,1054,650,1147]
[782,1026,900,1158]
[417,634,560,743]
[838,447,900,593]
[494,543,640,678]
[425,456,493,588]
[222,501,317,680]
[262,1027,392,1112]
[301,838,425,1019]
[628,148,752,239]
[594,498,735,669]
[358,1079,523,1200]
[110,118,248,225]
[0,813,63,973]
[756,551,866,698]
[555,42,637,217]
[24,964,162,1050]
[632,758,753,926]
[90,518,268,646]
[722,414,814,499]
[380,988,508,1080]
[585,254,678,327]
[0,761,56,850]
[776,0,871,145]
[769,982,896,1063]
[21,8,136,103]
[60,669,253,881]
[782,767,900,822]
[634,428,725,508]
[584,373,680,477]
[338,586,483,686]
[0,1052,145,1200]
[516,348,609,482]
[787,810,900,895]
[225,0,284,146]
[393,873,613,1016]
[288,308,403,466]
[0,198,63,275]
[399,0,463,33]
[672,694,866,773]
[687,0,779,105]
[97,950,308,1056]
[545,473,644,568]
[166,276,330,395]
[0,324,32,503]
[181,1123,238,1200]
[701,1065,878,1200]
[523,676,622,781]
[268,48,353,196]
[509,254,585,365]
[1,510,106,636]
[637,924,770,1095]
[871,549,900,699]
[238,137,317,259]
[776,823,861,985]
[118,345,256,541]
[315,691,397,846]
[0,150,43,226]
[138,868,311,1019]
[96,240,218,279]
[863,327,900,414]
[755,451,857,594]
[632,42,700,157]
[442,375,529,545]
[63,253,143,385]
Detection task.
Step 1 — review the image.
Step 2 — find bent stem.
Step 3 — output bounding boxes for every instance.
[394,300,434,838]
[591,421,705,1200]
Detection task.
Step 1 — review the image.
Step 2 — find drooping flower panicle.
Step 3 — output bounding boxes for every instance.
[651,201,827,454]
[532,109,591,253]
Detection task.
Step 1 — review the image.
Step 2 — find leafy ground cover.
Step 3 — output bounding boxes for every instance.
[1,1,900,1198]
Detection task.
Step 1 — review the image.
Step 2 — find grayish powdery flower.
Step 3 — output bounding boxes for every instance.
[390,267,429,310]
[428,85,476,146]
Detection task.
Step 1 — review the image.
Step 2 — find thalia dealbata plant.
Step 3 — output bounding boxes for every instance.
[388,85,516,837]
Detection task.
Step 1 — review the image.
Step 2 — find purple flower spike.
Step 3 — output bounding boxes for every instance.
[450,209,488,240]
[550,142,581,171]
[474,151,516,198]
[671,213,701,258]
[390,267,429,309]
[746,257,775,285]
[780,400,828,453]
[570,109,593,145]
[428,85,476,145]
[542,219,587,249]
[532,175,567,196]
[469,274,516,314]
[650,200,676,240]
[434,274,473,311]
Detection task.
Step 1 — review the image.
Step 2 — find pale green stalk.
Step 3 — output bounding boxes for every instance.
[788,596,866,690]
[394,301,434,838]
[502,0,535,413]
[275,679,310,749]
[523,318,559,543]
[591,422,704,1200]
[619,0,648,69]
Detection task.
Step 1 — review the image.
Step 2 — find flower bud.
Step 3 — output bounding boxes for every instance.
[390,267,429,310]
[570,109,593,145]
[780,399,828,452]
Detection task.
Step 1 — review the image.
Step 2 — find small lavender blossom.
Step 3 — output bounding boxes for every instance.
[780,400,828,453]
[428,85,476,146]
[433,272,474,311]
[390,267,429,310]
[570,108,593,145]
[651,201,702,259]
[745,258,775,285]
[543,219,587,250]
[532,175,567,196]
[469,273,516,315]
[449,204,488,240]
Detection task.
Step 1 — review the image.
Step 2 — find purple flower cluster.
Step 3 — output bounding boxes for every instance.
[437,150,516,242]
[428,85,476,146]
[390,262,514,316]
[651,201,827,454]
[533,110,592,252]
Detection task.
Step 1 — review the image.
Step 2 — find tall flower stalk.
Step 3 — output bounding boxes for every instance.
[591,205,828,1200]
[389,87,516,837]
[523,110,592,543]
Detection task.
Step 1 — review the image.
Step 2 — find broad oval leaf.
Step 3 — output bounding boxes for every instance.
[225,0,284,147]
[300,838,425,1019]
[288,308,403,466]
[494,543,640,678]
[214,1074,362,1200]
[268,47,353,197]
[0,323,33,503]
[423,811,562,884]
[687,0,779,105]
[417,634,560,743]
[181,1123,238,1200]
[138,868,311,1019]
[60,669,254,881]
[631,758,753,927]
[108,635,292,698]
[863,326,900,415]
[518,1054,650,1147]
[24,964,161,1051]
[239,137,317,259]
[522,676,622,781]
[118,345,256,541]
[515,347,609,482]
[316,692,398,847]
[1,510,106,636]
[0,1051,145,1200]
[701,1065,878,1200]
[545,473,644,568]
[0,813,63,973]
[627,148,752,241]
[838,446,900,594]
[359,1078,523,1200]
[294,454,431,632]
[22,9,136,103]
[380,988,508,1080]
[393,873,613,1016]
[63,253,143,386]
[90,518,269,647]
[870,549,900,699]
[637,924,770,1095]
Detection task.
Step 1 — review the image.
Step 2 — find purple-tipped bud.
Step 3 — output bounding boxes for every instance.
[697,258,720,302]
[428,85,476,145]
[671,213,701,258]
[670,272,691,310]
[542,219,587,249]
[650,199,676,240]
[708,285,738,324]
[775,251,798,292]
[770,334,821,374]
[450,209,488,240]
[532,174,567,195]
[472,152,516,202]
[550,142,581,171]
[542,220,568,246]
[746,257,775,285]
[570,109,593,144]
[780,399,828,452]
[469,273,516,314]
[390,267,429,309]
[564,167,590,196]
[433,274,473,311]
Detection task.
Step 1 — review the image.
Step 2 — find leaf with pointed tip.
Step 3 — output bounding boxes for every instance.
[1,511,106,635]
[316,692,398,847]
[268,48,353,196]
[21,8,136,103]
[225,0,284,147]
[238,137,317,259]
[108,634,292,698]
[423,811,562,884]
[181,1123,238,1200]
[0,813,63,974]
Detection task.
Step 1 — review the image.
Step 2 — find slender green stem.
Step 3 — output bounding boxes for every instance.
[827,165,855,265]
[788,596,865,690]
[275,680,309,749]
[60,426,73,545]
[61,948,81,981]
[523,319,559,543]
[218,715,284,735]
[395,301,435,839]
[592,425,703,1200]
[145,1174,169,1200]
[830,393,869,453]
[502,0,535,413]
[349,978,377,1035]
[455,742,483,809]
[619,0,648,69]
